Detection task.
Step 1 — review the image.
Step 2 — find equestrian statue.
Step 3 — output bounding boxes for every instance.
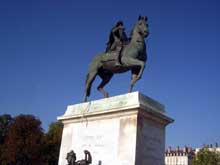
[83,15,149,102]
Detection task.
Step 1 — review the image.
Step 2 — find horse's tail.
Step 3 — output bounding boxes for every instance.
[85,73,91,97]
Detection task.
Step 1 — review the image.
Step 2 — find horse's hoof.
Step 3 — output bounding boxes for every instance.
[104,93,109,98]
[136,77,141,80]
[83,96,87,102]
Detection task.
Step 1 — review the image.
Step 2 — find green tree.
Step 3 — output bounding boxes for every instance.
[192,147,220,165]
[2,114,44,165]
[43,121,63,165]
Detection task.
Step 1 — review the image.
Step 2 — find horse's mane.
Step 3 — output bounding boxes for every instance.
[129,22,137,38]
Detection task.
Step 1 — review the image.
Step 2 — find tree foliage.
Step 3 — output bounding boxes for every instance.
[2,114,44,165]
[0,114,13,144]
[43,121,63,165]
[192,147,220,165]
[0,114,63,165]
[0,114,13,163]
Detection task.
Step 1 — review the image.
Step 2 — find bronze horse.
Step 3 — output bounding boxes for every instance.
[83,16,149,102]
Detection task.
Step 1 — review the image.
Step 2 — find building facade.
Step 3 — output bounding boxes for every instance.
[165,146,194,165]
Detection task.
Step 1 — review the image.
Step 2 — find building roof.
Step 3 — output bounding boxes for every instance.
[165,146,194,156]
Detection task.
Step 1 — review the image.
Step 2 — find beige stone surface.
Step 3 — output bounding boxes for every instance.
[58,92,173,165]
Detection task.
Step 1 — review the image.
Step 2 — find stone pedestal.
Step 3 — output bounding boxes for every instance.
[58,92,174,165]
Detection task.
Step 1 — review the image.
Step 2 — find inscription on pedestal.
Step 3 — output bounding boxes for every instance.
[72,119,119,165]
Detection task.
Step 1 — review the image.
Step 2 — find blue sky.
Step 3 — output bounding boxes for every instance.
[0,0,219,148]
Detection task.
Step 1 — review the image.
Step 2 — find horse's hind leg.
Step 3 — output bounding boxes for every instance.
[97,72,113,98]
[83,71,97,102]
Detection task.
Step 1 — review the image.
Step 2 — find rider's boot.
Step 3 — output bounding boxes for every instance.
[115,61,120,66]
[115,51,121,66]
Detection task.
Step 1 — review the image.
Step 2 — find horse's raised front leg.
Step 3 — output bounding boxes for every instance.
[125,57,145,80]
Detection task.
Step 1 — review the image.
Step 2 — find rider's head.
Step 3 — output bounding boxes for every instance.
[115,21,125,37]
[116,20,123,27]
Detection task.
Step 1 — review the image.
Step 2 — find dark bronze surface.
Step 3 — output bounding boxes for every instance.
[66,150,92,165]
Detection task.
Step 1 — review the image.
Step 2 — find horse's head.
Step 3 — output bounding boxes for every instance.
[134,15,149,38]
